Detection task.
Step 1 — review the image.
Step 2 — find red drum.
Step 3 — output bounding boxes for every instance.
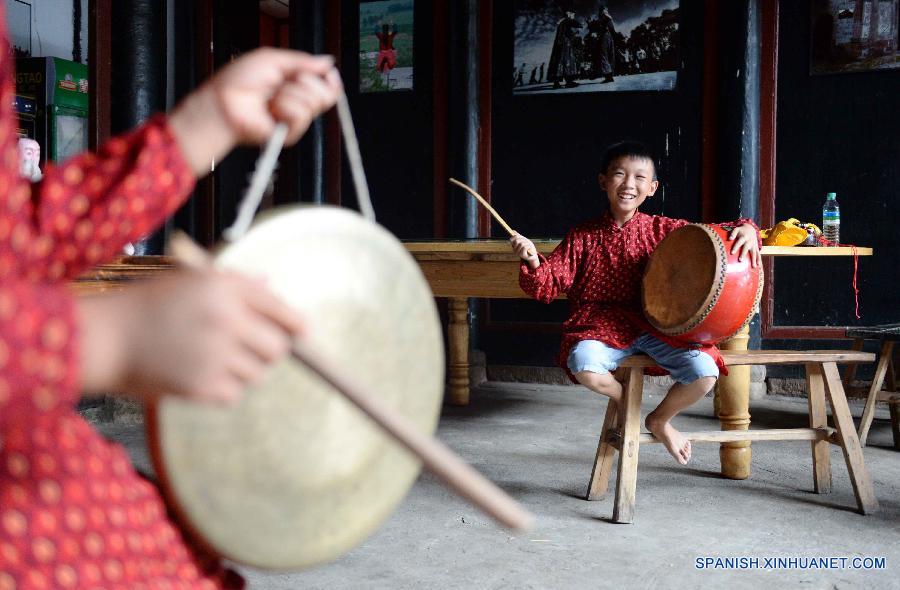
[641,223,763,345]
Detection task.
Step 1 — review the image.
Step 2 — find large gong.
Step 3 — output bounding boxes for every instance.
[146,206,445,570]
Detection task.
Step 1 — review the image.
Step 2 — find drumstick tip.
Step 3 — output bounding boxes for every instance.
[508,509,535,532]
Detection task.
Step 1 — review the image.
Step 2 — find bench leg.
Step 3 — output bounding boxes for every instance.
[612,367,643,524]
[586,397,619,501]
[887,354,897,392]
[822,362,879,514]
[843,338,864,391]
[889,398,900,451]
[858,340,894,446]
[805,363,832,494]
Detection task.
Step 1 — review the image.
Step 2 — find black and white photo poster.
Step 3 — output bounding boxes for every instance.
[513,0,679,94]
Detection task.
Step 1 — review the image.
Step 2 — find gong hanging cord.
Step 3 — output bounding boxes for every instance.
[224,91,376,243]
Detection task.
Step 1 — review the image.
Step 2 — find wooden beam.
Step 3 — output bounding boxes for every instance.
[432,0,449,237]
[759,0,779,339]
[477,0,493,237]
[608,428,834,445]
[700,0,721,223]
[88,0,111,151]
[616,350,875,367]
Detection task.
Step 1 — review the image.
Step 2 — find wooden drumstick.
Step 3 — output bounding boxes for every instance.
[449,178,515,236]
[448,177,535,259]
[168,232,533,531]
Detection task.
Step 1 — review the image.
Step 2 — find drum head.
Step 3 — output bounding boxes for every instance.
[642,224,720,331]
[147,206,444,570]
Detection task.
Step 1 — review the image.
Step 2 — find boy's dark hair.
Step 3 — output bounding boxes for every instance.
[600,141,658,179]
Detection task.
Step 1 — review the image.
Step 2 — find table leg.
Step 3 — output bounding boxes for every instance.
[447,297,470,406]
[715,324,752,479]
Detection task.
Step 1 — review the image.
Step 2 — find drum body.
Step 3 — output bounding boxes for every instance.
[146,206,445,570]
[642,223,763,345]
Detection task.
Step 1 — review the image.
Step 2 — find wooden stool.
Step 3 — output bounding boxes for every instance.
[585,350,878,523]
[842,324,900,447]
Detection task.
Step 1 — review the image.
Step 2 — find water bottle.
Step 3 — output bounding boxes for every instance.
[822,192,840,245]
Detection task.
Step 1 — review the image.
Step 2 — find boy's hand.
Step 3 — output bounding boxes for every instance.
[169,48,342,176]
[510,233,540,270]
[79,269,305,406]
[728,224,761,268]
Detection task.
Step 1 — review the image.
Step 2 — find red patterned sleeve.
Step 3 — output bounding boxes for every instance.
[519,228,584,304]
[0,8,192,447]
[9,115,196,281]
[0,282,80,429]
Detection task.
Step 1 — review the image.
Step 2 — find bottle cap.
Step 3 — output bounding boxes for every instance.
[826,192,837,199]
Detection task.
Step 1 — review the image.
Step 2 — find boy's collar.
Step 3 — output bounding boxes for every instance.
[602,210,645,229]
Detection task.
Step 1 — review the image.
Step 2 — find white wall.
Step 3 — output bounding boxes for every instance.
[6,0,89,62]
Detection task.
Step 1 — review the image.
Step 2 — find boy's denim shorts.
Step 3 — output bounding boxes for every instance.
[567,333,719,384]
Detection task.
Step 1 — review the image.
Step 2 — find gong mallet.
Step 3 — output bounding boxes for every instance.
[448,177,535,259]
[168,232,533,532]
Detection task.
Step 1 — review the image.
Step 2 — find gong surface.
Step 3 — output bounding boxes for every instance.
[147,206,444,570]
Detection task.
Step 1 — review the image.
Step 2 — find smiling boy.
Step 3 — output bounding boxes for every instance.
[510,141,760,465]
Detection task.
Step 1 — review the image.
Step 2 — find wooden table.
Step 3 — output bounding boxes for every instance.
[76,243,871,480]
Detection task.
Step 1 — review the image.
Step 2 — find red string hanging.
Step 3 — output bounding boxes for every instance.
[816,235,861,319]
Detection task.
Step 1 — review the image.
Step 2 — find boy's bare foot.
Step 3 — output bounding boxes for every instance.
[645,414,691,465]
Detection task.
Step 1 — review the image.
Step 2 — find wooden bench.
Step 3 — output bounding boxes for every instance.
[585,350,878,523]
[842,324,900,449]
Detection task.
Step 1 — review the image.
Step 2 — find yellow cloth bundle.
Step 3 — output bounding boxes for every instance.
[760,218,822,246]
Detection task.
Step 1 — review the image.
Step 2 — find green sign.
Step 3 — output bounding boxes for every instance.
[50,57,88,111]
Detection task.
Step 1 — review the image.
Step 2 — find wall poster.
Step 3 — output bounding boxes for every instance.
[811,0,899,74]
[513,0,680,94]
[359,0,414,92]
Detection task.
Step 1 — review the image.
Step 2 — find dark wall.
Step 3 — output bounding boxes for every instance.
[340,0,435,238]
[770,2,899,331]
[763,1,899,380]
[481,0,707,366]
[490,1,705,237]
[212,0,260,238]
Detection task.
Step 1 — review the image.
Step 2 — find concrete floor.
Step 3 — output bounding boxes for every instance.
[100,381,900,590]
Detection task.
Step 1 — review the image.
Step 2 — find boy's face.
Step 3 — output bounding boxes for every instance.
[598,156,659,220]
